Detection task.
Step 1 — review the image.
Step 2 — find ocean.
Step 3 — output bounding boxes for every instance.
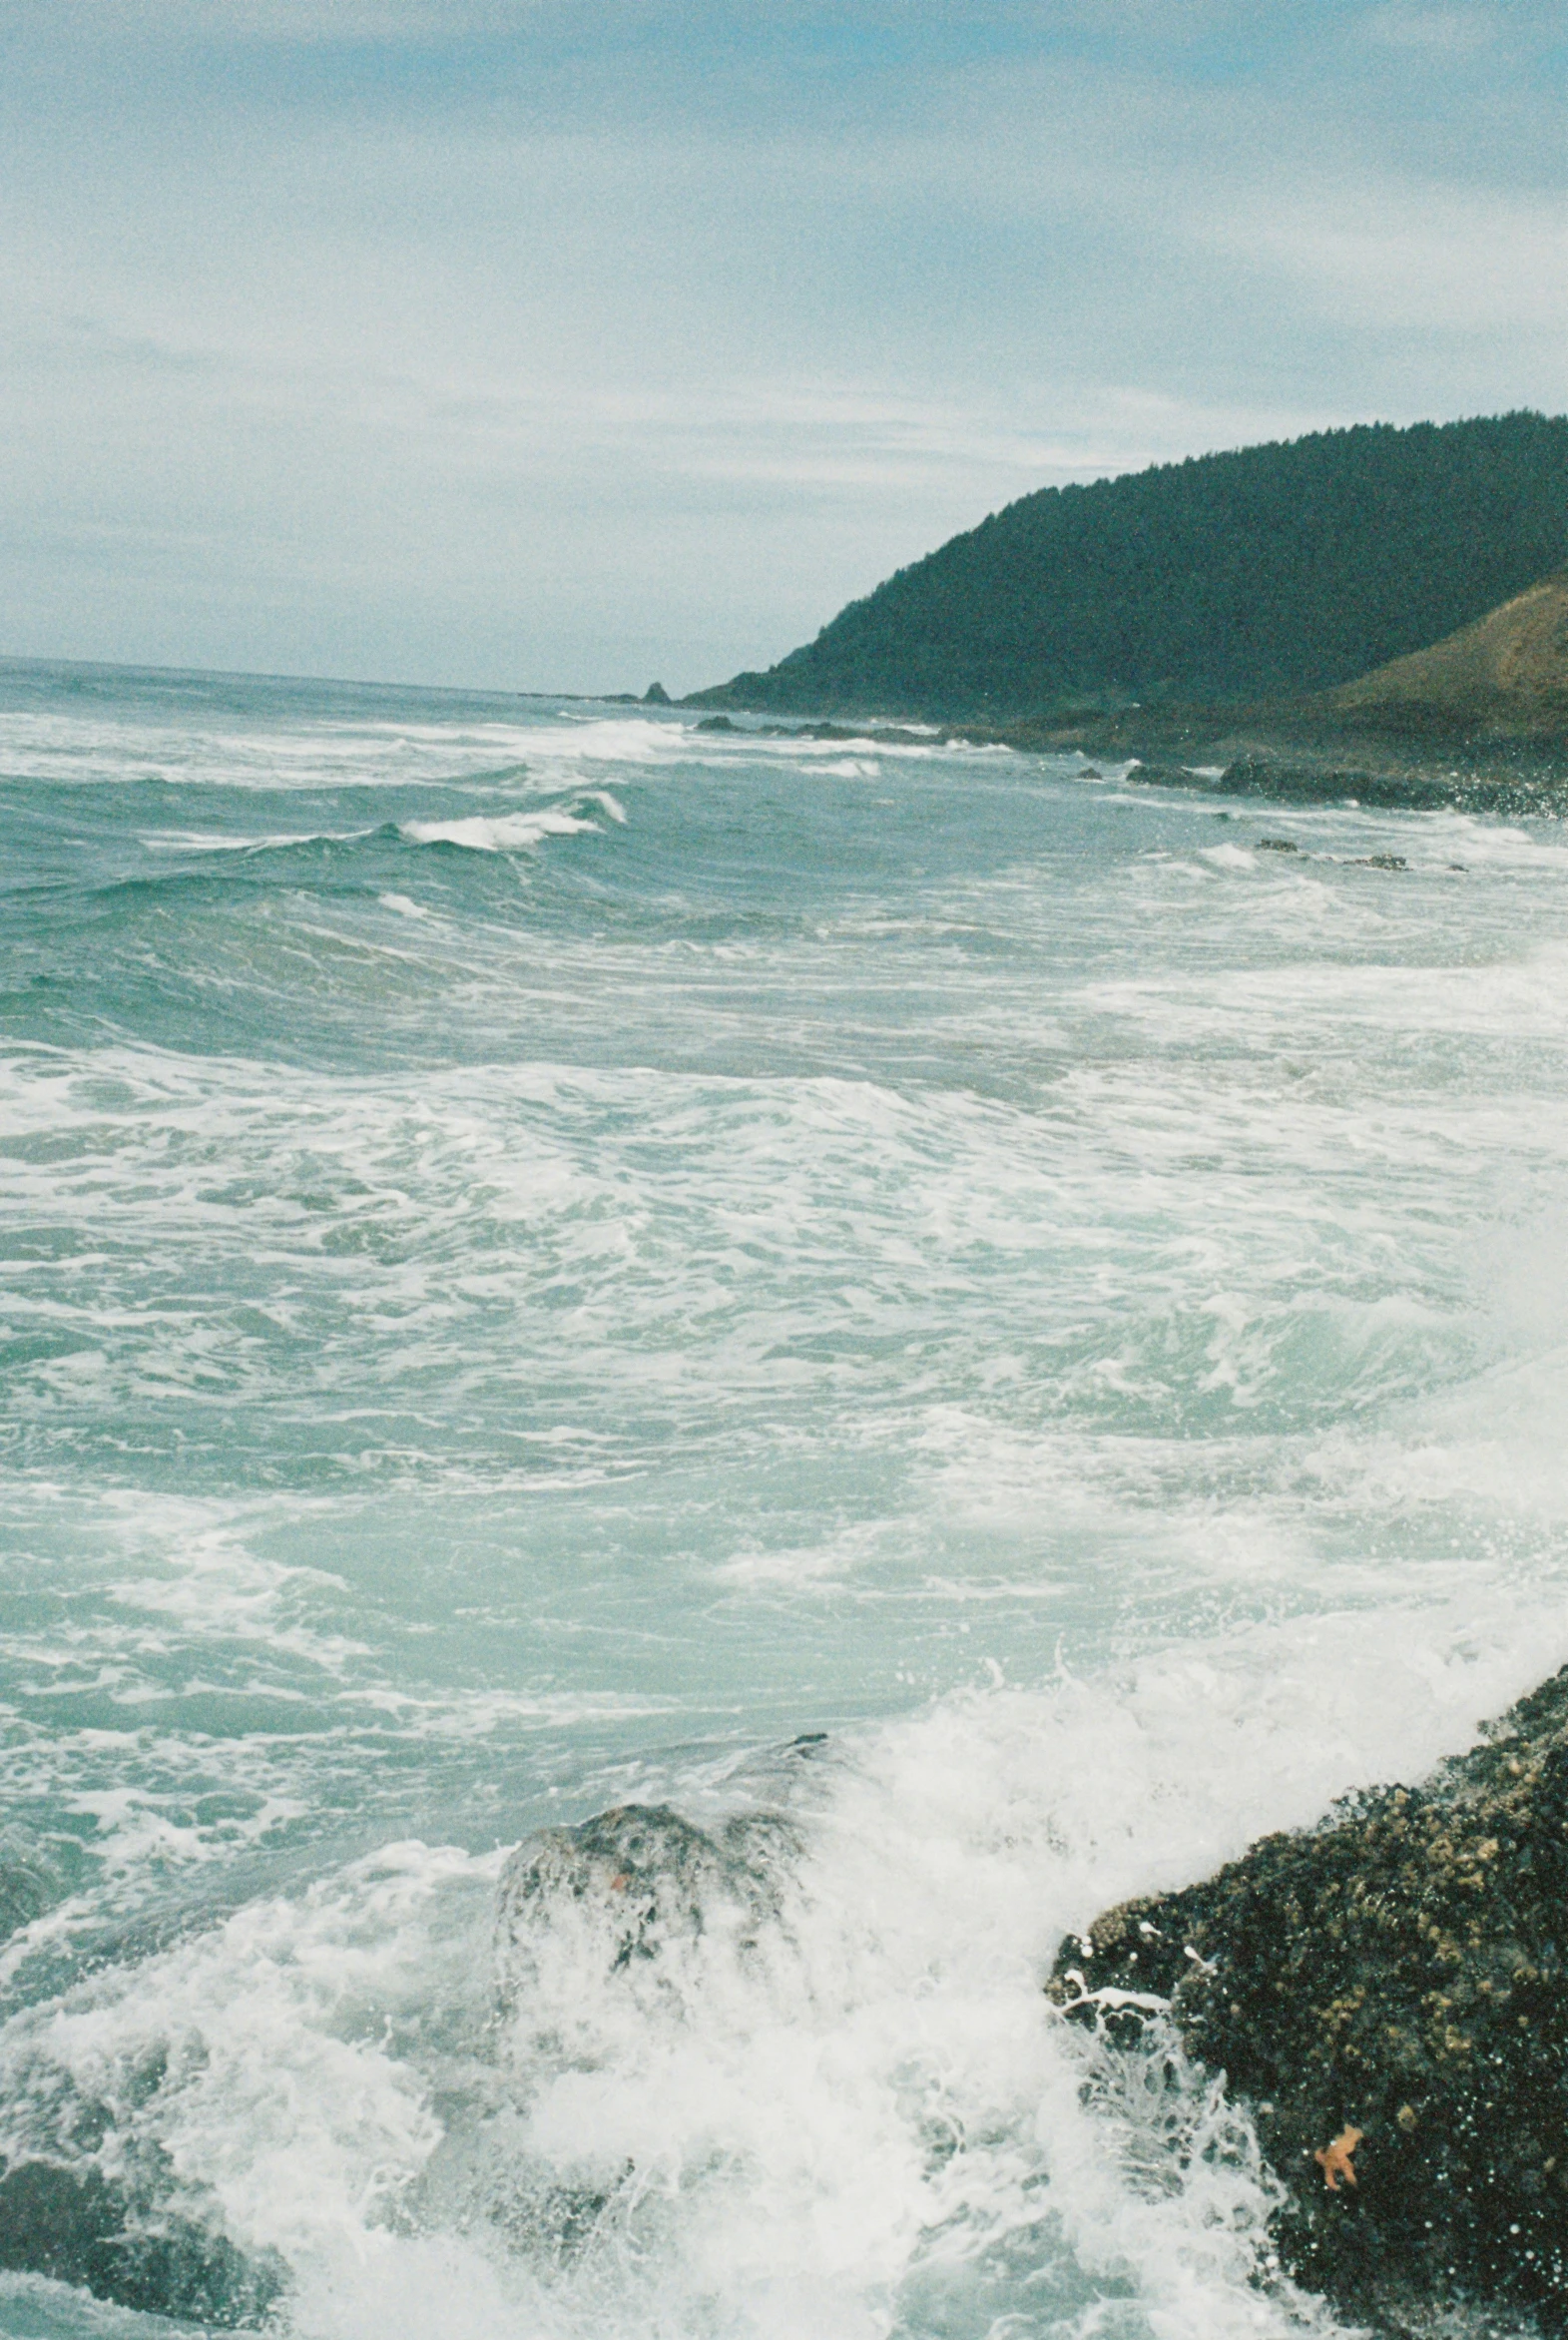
[2,655,1567,2340]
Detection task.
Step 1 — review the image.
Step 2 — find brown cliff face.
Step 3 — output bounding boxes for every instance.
[1047,1665,1568,2333]
[1329,571,1568,738]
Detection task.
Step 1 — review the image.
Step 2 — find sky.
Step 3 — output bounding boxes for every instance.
[2,1,1564,695]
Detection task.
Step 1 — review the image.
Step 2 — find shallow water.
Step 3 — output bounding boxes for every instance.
[3,657,1568,2338]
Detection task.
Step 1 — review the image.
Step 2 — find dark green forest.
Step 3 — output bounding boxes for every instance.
[693,413,1568,720]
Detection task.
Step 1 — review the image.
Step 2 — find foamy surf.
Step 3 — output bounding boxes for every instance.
[400,804,608,852]
[5,660,1568,2338]
[2,1602,1554,2340]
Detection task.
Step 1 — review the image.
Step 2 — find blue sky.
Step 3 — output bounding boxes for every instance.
[2,1,1563,692]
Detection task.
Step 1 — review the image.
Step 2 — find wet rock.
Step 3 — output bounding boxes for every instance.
[1256,837,1300,852]
[0,1845,56,1942]
[1217,754,1381,803]
[0,2158,285,2327]
[696,714,738,732]
[495,1802,800,2011]
[1047,1666,1568,2333]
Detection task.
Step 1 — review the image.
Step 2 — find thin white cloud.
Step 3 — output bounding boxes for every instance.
[1191,177,1568,334]
[1357,3,1496,53]
[57,0,540,32]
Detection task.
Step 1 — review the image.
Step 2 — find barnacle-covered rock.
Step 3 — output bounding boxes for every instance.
[1047,1667,1568,2332]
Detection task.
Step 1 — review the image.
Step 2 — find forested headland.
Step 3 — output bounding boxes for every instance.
[690,412,1568,723]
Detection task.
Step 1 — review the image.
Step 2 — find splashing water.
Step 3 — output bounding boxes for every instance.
[2,658,1566,2338]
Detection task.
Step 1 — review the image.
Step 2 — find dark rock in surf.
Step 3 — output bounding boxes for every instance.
[435,1801,805,2275]
[0,2159,285,2328]
[0,1845,55,1942]
[1047,1665,1568,2334]
[642,682,672,705]
[495,1802,799,2008]
[0,1838,279,2323]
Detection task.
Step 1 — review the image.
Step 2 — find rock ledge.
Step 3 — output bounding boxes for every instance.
[1048,1668,1568,2332]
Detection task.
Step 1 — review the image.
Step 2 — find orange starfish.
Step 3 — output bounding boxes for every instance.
[1314,2126,1362,2191]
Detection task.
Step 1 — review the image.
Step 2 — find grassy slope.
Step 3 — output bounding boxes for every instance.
[1327,569,1568,737]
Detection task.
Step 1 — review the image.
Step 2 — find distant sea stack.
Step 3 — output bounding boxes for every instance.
[688,412,1568,724]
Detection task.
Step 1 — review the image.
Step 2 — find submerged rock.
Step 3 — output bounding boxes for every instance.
[0,1849,55,1943]
[495,1801,800,2013]
[1047,1666,1568,2333]
[0,2158,285,2328]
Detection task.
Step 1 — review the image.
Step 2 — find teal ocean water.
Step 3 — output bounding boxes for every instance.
[4,657,1568,2339]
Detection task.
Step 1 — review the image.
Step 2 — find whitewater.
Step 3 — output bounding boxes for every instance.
[3,655,1568,2340]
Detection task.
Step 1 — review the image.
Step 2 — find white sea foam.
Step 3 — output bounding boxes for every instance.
[0,700,674,798]
[4,1600,1556,2340]
[399,807,604,852]
[1198,841,1258,870]
[136,828,386,856]
[8,668,1568,2337]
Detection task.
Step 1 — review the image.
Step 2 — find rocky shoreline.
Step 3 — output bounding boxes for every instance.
[686,706,1568,819]
[496,1690,1568,2335]
[1049,1666,1568,2335]
[6,1674,1568,2333]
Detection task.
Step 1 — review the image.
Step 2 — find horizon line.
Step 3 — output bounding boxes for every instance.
[0,649,667,705]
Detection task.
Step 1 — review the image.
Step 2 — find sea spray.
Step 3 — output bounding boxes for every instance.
[4,661,1568,2335]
